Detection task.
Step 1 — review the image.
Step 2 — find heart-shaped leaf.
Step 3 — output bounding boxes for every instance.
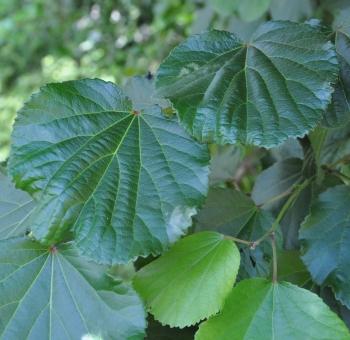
[300,185,350,308]
[133,231,240,328]
[156,21,338,147]
[0,237,146,339]
[8,78,209,264]
[196,278,350,340]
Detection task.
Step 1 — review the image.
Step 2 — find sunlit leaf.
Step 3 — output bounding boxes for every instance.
[134,232,240,328]
[196,278,350,340]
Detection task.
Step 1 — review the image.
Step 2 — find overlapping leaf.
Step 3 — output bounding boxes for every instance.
[196,187,257,235]
[133,232,240,328]
[8,78,209,264]
[300,185,350,308]
[196,278,350,340]
[324,27,350,127]
[156,21,338,147]
[0,172,36,240]
[0,237,146,339]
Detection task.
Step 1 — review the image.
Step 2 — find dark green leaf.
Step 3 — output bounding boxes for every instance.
[323,27,350,128]
[300,185,350,308]
[196,278,350,340]
[156,21,338,147]
[277,250,311,286]
[196,188,257,236]
[0,237,146,339]
[9,79,209,264]
[252,158,303,209]
[0,173,36,240]
[133,232,240,328]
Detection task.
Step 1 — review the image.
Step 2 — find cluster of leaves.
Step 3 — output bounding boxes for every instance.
[2,0,350,339]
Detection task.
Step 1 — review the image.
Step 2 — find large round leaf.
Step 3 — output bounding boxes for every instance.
[133,231,240,328]
[0,172,35,240]
[156,21,338,147]
[0,237,146,339]
[196,278,350,340]
[300,185,350,308]
[8,79,209,264]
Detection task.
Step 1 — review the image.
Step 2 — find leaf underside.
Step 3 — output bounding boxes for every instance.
[0,173,36,240]
[0,237,146,340]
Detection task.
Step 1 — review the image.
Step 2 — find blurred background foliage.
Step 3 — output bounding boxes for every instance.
[0,0,349,163]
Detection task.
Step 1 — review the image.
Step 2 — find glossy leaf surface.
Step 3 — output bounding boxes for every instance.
[157,21,338,147]
[9,79,209,264]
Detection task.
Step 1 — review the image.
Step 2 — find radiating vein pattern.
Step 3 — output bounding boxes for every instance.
[0,237,146,340]
[9,79,209,263]
[156,21,338,147]
[0,173,36,240]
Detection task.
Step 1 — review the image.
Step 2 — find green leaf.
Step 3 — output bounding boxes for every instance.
[209,145,243,185]
[277,250,311,286]
[252,157,313,249]
[0,172,36,240]
[133,231,240,328]
[208,0,240,16]
[0,237,146,339]
[323,27,350,127]
[252,158,303,209]
[270,0,313,21]
[196,278,350,340]
[156,21,338,147]
[300,185,350,308]
[237,209,281,280]
[237,0,271,22]
[195,188,257,236]
[8,79,209,264]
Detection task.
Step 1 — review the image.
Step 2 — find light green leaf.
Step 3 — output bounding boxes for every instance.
[270,0,313,21]
[237,0,271,22]
[133,231,240,328]
[0,172,36,240]
[196,278,350,340]
[156,21,338,147]
[0,237,146,339]
[208,0,240,16]
[8,79,209,264]
[195,188,257,236]
[323,27,350,127]
[300,185,350,308]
